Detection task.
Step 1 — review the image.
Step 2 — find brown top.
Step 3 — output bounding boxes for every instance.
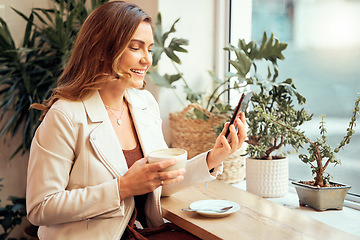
[122,125,148,228]
[123,142,143,168]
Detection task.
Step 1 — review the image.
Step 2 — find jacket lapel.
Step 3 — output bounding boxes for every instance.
[83,89,166,178]
[83,91,128,177]
[125,89,166,157]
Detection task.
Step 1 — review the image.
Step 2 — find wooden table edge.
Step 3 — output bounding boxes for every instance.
[161,206,221,240]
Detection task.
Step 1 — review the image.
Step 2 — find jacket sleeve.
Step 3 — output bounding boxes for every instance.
[161,152,223,196]
[26,107,123,226]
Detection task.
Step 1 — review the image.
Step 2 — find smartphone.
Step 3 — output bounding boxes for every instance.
[224,91,253,141]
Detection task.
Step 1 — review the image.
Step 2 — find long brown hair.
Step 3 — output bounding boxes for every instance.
[32,1,151,120]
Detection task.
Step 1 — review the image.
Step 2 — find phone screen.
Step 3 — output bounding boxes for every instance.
[224,91,253,141]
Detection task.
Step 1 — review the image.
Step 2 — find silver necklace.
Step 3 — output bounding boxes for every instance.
[105,101,126,125]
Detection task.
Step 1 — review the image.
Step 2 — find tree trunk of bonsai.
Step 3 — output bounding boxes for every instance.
[315,171,324,187]
[314,145,325,187]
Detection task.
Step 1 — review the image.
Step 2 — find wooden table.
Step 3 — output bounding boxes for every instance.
[161,180,359,240]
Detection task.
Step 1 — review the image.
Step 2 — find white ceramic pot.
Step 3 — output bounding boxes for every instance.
[246,157,288,198]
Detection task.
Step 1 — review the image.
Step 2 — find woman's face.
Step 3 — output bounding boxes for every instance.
[118,21,154,88]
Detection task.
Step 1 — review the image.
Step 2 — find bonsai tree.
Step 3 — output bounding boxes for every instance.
[225,32,313,159]
[264,96,360,187]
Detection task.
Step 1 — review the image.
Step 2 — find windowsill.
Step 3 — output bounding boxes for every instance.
[232,180,360,238]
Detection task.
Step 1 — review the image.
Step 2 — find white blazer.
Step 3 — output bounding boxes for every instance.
[26,89,222,240]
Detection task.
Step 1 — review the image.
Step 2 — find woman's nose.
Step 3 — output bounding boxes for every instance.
[140,52,152,65]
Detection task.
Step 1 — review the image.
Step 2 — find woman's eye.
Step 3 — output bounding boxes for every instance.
[148,49,153,53]
[130,47,139,51]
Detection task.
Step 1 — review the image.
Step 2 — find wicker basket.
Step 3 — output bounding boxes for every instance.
[169,104,246,183]
[217,148,246,183]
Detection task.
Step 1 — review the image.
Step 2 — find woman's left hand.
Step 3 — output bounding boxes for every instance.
[206,112,247,170]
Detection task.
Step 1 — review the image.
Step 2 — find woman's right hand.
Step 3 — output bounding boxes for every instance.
[118,157,186,199]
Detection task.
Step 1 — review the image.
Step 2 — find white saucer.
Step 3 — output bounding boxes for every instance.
[189,199,240,218]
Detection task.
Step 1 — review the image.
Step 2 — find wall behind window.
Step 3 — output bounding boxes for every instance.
[154,0,217,143]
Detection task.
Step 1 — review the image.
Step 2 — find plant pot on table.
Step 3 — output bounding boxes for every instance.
[292,181,351,211]
[246,157,289,198]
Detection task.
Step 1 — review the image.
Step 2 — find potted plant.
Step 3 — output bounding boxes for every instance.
[264,96,360,210]
[224,33,313,197]
[0,1,108,238]
[0,0,108,160]
[0,178,27,240]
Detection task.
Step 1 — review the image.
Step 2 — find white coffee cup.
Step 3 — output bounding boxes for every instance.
[148,148,187,171]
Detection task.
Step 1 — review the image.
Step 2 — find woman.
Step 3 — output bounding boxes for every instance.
[26,1,247,239]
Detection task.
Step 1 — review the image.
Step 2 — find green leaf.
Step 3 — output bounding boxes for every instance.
[164,47,181,64]
[168,38,188,53]
[33,8,55,25]
[0,18,15,50]
[11,204,25,212]
[151,13,188,67]
[151,44,162,66]
[0,0,109,159]
[153,13,163,46]
[184,86,203,103]
[165,73,182,85]
[22,12,34,47]
[1,213,12,230]
[208,70,223,84]
[147,71,176,88]
[162,18,180,45]
[193,108,209,121]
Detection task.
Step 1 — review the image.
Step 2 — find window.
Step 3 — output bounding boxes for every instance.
[248,0,360,197]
